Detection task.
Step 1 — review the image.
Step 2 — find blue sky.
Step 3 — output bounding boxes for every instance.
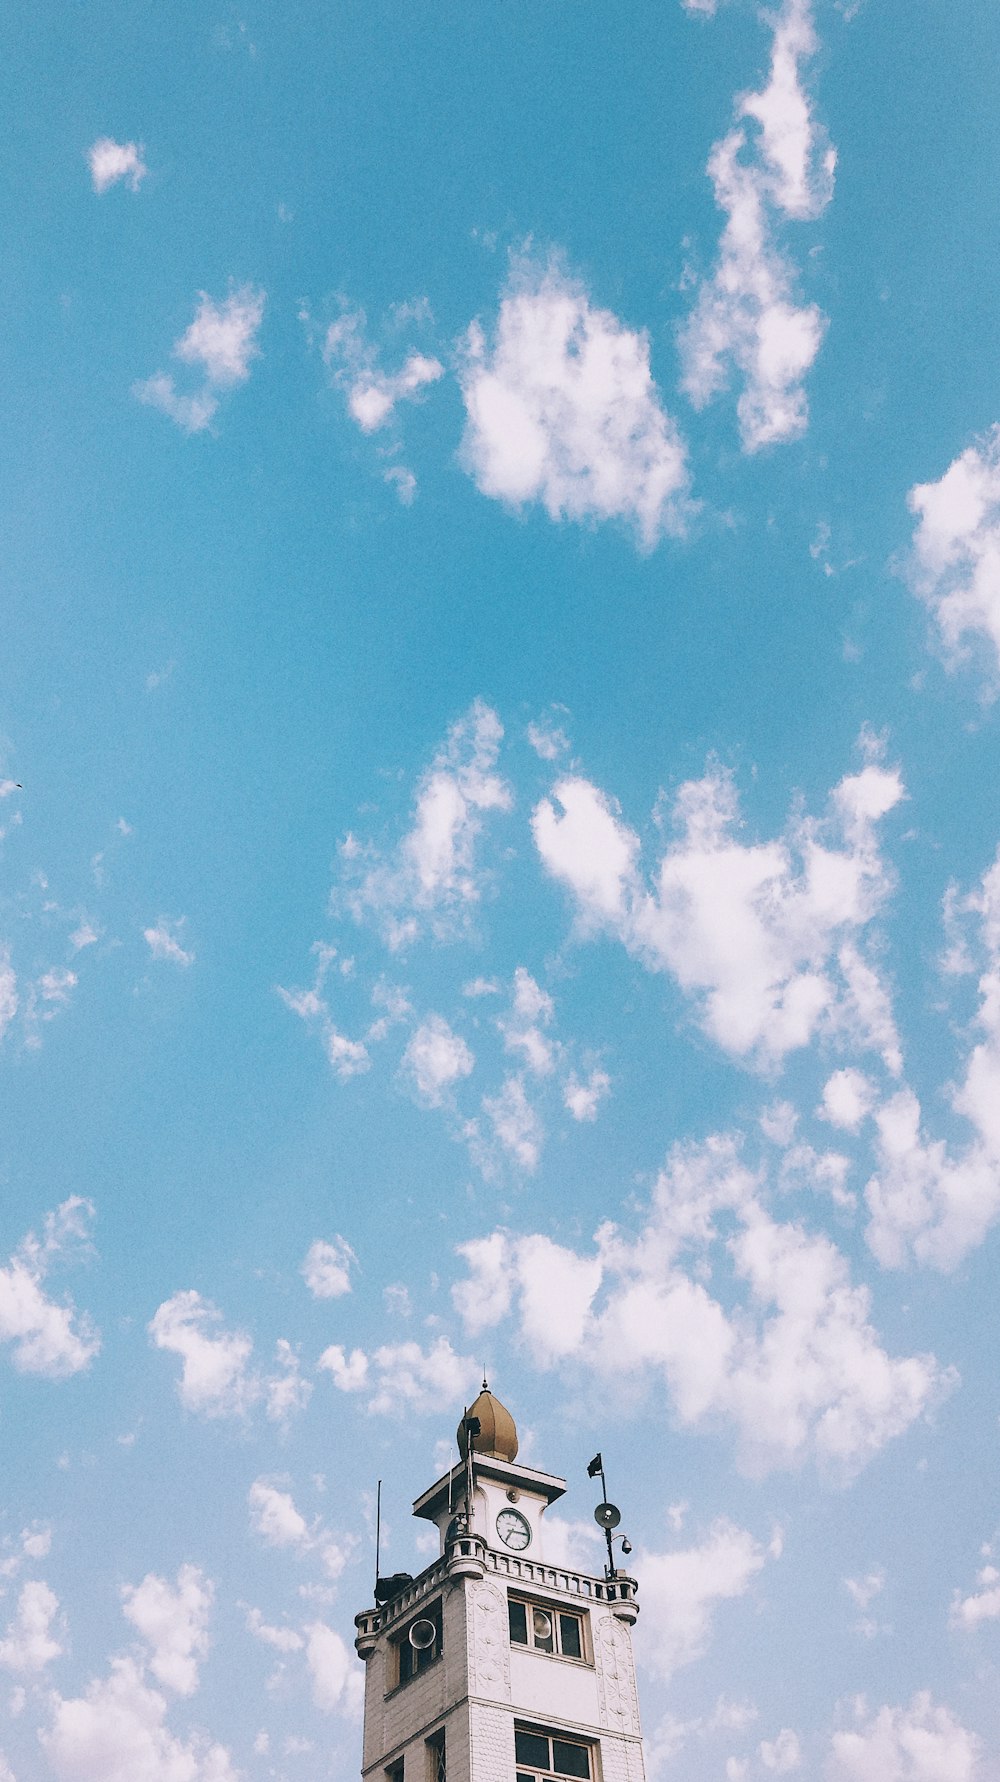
[2,0,1000,1777]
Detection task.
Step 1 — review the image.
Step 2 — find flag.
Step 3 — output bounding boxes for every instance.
[586,1453,603,1478]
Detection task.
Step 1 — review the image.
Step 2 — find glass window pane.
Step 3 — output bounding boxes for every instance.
[559,1615,582,1660]
[552,1742,590,1779]
[508,1601,528,1645]
[516,1733,550,1771]
[531,1609,554,1652]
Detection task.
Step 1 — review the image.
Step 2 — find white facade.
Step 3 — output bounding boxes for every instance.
[354,1404,646,1782]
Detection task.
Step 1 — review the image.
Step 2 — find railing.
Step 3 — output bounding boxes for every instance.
[355,1540,638,1655]
[485,1549,638,1607]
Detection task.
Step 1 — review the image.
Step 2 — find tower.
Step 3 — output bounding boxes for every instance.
[354,1384,646,1782]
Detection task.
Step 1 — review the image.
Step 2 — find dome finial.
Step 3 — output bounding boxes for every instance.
[457,1382,518,1462]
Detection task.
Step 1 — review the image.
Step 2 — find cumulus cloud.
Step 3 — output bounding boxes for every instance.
[88,137,147,193]
[907,425,1000,675]
[148,1290,257,1418]
[134,284,265,434]
[453,1134,951,1478]
[678,0,835,449]
[339,700,512,948]
[759,1730,801,1772]
[143,919,194,967]
[864,848,1000,1270]
[303,1623,364,1718]
[121,1565,214,1697]
[323,305,444,435]
[300,1236,356,1299]
[0,1580,62,1673]
[40,1656,238,1782]
[498,967,556,1078]
[533,750,903,1070]
[638,1519,771,1680]
[820,1068,876,1132]
[459,256,692,548]
[0,1197,100,1379]
[950,1561,1000,1630]
[828,1694,981,1782]
[563,1067,611,1122]
[402,1013,475,1106]
[319,1334,476,1415]
[248,1480,351,1580]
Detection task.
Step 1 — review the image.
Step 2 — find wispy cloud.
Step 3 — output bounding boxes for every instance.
[134,285,265,434]
[678,0,835,449]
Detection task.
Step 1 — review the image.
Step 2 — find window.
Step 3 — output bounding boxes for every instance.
[386,1762,404,1782]
[426,1729,446,1782]
[508,1599,585,1662]
[392,1597,443,1689]
[515,1728,591,1782]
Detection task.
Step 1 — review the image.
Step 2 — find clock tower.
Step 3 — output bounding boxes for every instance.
[354,1384,646,1782]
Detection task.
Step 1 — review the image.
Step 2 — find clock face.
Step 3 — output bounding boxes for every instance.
[496,1508,531,1551]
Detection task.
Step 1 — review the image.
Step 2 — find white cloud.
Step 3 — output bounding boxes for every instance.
[0,1198,99,1379]
[0,1581,62,1673]
[21,1523,52,1561]
[245,1607,303,1652]
[247,1479,353,1584]
[303,1623,364,1719]
[482,1075,543,1171]
[121,1565,213,1697]
[498,967,556,1078]
[864,849,1000,1270]
[907,425,1000,674]
[300,1237,356,1300]
[637,1520,770,1680]
[533,752,903,1069]
[143,919,194,967]
[820,1068,876,1132]
[563,1068,611,1122]
[678,0,835,449]
[459,256,692,549]
[526,718,570,761]
[323,306,444,434]
[950,1562,1000,1630]
[0,949,17,1043]
[319,1335,476,1415]
[148,1290,257,1418]
[845,1568,885,1611]
[40,1657,239,1782]
[453,1134,952,1478]
[88,137,147,194]
[340,700,512,948]
[278,979,371,1080]
[828,1694,981,1782]
[135,284,265,434]
[265,1339,313,1424]
[403,1014,475,1106]
[760,1730,801,1772]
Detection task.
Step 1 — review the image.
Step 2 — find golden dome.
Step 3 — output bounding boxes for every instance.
[457,1381,518,1462]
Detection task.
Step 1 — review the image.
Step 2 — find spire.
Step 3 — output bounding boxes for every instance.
[456,1383,519,1462]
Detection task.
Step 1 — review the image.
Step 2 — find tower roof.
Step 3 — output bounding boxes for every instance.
[457,1380,518,1462]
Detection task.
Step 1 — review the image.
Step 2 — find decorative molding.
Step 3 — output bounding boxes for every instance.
[468,1579,511,1701]
[594,1614,640,1736]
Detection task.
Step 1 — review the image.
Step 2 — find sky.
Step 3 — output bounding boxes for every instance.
[2,0,1000,1777]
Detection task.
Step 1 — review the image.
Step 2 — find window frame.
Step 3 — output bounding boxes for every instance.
[389,1596,444,1691]
[507,1596,589,1664]
[514,1725,594,1782]
[426,1727,446,1782]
